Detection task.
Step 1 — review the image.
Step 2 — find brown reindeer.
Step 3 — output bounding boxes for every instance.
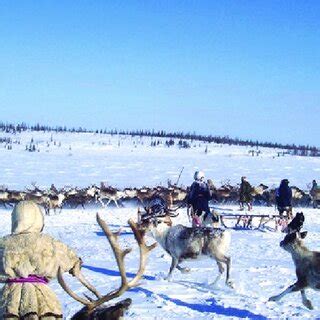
[58,214,157,319]
[167,186,188,206]
[97,184,126,208]
[311,188,320,208]
[215,185,239,203]
[0,189,10,208]
[291,186,311,207]
[63,188,90,209]
[135,187,157,205]
[25,190,50,209]
[269,231,319,310]
[7,190,26,205]
[45,192,66,215]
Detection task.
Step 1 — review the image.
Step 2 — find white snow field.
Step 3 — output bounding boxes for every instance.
[0,130,320,319]
[0,131,319,190]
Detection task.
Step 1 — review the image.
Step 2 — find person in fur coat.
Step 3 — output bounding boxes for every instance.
[0,201,82,319]
[239,176,253,211]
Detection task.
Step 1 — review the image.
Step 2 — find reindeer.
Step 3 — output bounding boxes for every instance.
[215,184,239,204]
[311,188,320,208]
[58,214,157,319]
[122,188,138,201]
[25,189,49,208]
[45,192,66,215]
[0,189,10,208]
[135,187,157,205]
[171,186,188,205]
[85,185,101,202]
[97,185,126,208]
[251,183,269,205]
[268,231,320,310]
[7,190,26,205]
[291,186,311,207]
[138,209,233,287]
[157,186,188,207]
[64,188,90,209]
[282,212,305,234]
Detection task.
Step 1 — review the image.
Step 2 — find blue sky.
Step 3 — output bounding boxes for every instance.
[0,1,319,146]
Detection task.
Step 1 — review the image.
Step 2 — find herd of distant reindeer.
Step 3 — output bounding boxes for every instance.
[0,181,319,214]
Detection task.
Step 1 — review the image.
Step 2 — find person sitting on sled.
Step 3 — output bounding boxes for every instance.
[187,171,212,227]
[0,201,83,319]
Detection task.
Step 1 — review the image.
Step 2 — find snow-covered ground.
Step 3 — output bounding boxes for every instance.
[1,205,320,319]
[0,131,319,190]
[1,130,320,319]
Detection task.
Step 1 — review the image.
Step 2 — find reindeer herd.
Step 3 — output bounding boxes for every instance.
[0,181,317,215]
[0,183,189,214]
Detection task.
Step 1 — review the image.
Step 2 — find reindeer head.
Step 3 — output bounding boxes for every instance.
[280,231,308,253]
[291,186,306,200]
[138,213,173,232]
[283,212,305,234]
[136,199,175,233]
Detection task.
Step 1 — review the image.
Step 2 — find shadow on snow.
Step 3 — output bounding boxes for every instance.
[83,265,267,320]
[83,264,156,281]
[95,230,134,237]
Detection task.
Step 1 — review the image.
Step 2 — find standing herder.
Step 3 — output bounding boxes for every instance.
[310,179,320,208]
[276,179,293,219]
[239,176,253,211]
[310,179,318,196]
[0,201,82,319]
[187,171,212,226]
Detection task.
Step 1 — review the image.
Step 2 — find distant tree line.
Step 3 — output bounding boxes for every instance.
[0,121,319,157]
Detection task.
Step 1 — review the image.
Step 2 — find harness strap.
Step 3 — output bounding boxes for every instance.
[6,274,49,284]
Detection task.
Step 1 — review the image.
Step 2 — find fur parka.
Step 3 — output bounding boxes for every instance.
[239,180,253,203]
[0,201,81,319]
[188,181,211,215]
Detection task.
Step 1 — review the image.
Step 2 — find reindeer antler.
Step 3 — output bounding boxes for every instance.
[58,213,157,312]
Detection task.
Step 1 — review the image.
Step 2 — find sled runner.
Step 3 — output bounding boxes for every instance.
[218,212,288,231]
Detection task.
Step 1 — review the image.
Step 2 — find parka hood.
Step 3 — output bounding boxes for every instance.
[11,201,44,234]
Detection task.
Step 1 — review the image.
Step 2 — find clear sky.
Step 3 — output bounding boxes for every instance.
[0,1,319,146]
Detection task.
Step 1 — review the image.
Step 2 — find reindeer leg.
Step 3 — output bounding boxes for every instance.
[210,260,224,286]
[211,255,233,288]
[301,289,313,310]
[223,255,232,287]
[269,282,305,302]
[114,199,119,208]
[98,197,105,208]
[165,257,179,280]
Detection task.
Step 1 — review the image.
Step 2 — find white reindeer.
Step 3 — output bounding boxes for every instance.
[139,211,233,287]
